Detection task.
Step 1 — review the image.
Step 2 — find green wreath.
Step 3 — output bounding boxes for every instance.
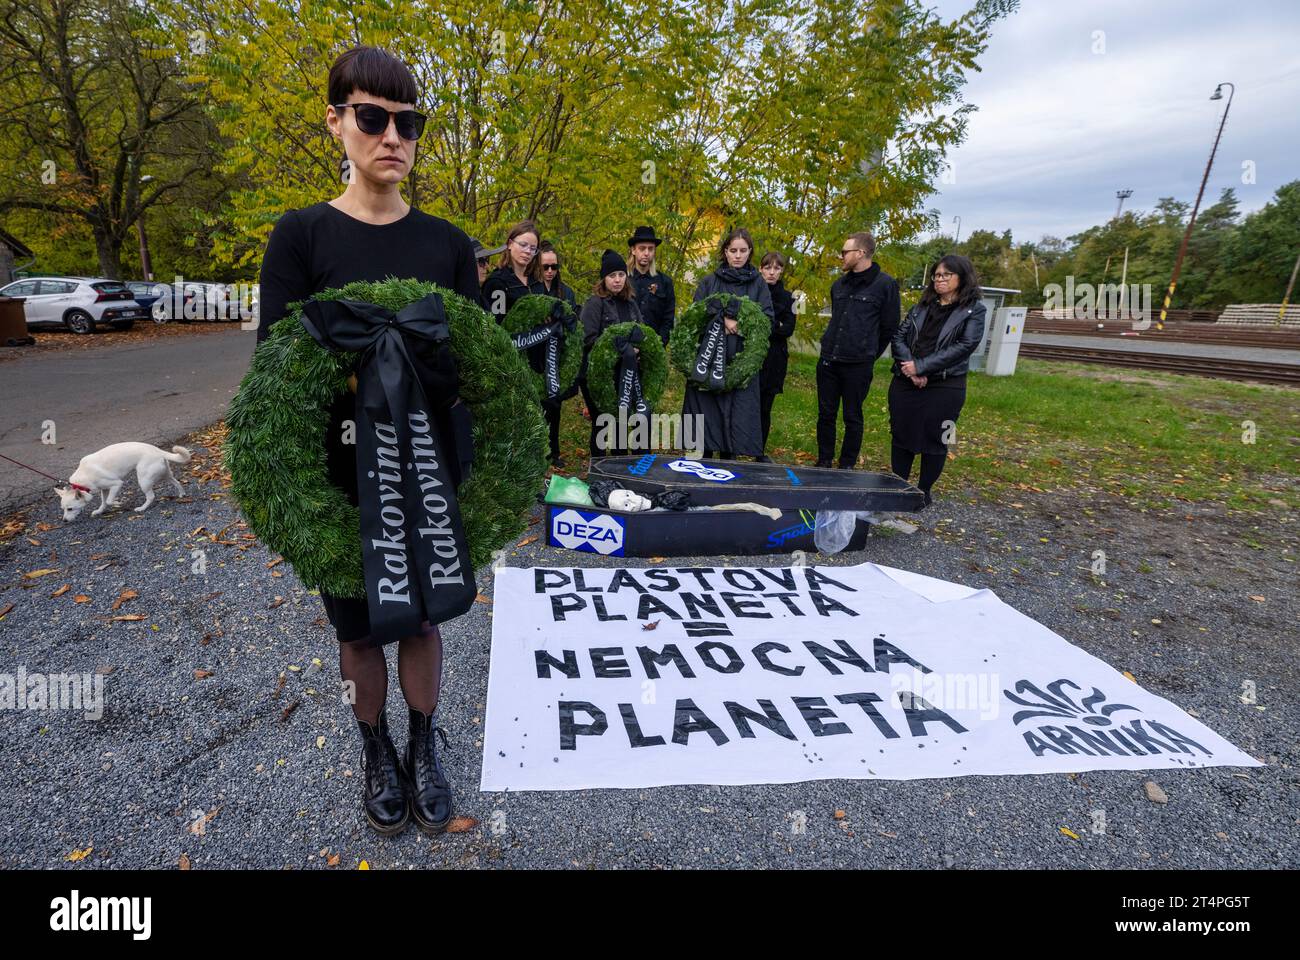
[224,277,548,598]
[499,294,582,401]
[587,321,668,416]
[668,292,770,392]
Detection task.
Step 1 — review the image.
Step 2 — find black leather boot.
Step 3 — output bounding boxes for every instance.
[357,710,410,835]
[405,708,453,833]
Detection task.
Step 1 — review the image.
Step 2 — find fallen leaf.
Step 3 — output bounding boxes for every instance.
[179,853,191,870]
[326,853,340,867]
[1248,595,1266,602]
[266,557,283,568]
[111,588,138,611]
[1122,670,1137,682]
[0,603,13,620]
[516,535,538,548]
[23,567,60,579]
[316,736,326,749]
[358,861,370,870]
[268,596,286,608]
[446,816,479,833]
[475,593,492,604]
[67,846,93,862]
[649,556,667,563]
[109,613,146,621]
[74,595,92,604]
[50,584,70,597]
[834,810,846,820]
[193,669,214,679]
[1143,781,1168,804]
[641,620,660,631]
[1059,827,1080,840]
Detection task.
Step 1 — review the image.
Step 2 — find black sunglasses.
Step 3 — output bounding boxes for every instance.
[541,263,560,272]
[333,102,426,141]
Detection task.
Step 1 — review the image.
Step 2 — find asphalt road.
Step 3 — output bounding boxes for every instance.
[0,328,251,512]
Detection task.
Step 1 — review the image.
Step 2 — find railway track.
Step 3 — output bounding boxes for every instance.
[1018,344,1300,386]
[1025,317,1300,349]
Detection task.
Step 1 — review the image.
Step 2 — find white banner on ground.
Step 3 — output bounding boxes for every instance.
[480,563,1259,791]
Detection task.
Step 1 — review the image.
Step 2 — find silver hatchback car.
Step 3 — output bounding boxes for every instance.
[0,276,149,333]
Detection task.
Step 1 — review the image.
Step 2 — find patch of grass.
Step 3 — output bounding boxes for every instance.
[556,351,1299,513]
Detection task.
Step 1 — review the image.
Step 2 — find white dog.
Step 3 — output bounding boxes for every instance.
[55,442,192,520]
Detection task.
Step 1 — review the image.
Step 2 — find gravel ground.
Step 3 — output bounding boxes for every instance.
[0,438,1295,870]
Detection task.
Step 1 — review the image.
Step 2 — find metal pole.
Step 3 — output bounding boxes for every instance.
[1280,248,1300,326]
[1115,189,1133,219]
[952,216,961,245]
[1158,82,1233,330]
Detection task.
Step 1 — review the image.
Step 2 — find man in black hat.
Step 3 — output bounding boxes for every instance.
[627,225,676,347]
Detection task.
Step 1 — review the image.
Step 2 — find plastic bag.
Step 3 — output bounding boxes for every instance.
[813,510,878,554]
[544,474,594,506]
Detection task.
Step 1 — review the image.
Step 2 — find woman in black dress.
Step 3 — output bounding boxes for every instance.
[256,47,480,836]
[578,249,645,456]
[685,228,773,459]
[888,254,986,506]
[757,251,797,461]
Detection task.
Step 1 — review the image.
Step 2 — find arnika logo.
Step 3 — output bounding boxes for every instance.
[50,890,151,940]
[1005,679,1212,761]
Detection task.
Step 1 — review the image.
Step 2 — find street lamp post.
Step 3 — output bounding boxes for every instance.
[1114,189,1132,219]
[1157,81,1234,330]
[952,215,962,245]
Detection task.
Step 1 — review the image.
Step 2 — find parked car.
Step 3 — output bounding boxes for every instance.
[0,276,149,333]
[137,281,202,322]
[124,281,164,316]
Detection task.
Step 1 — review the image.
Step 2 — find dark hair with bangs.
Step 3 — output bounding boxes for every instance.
[918,253,983,309]
[327,46,419,107]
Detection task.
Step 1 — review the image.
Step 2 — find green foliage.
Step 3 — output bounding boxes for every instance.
[499,294,582,400]
[587,321,668,416]
[224,277,547,598]
[668,293,770,391]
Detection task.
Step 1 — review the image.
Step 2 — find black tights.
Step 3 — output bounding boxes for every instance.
[891,443,946,493]
[339,623,444,726]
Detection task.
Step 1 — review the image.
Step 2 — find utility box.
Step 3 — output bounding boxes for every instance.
[968,286,1020,372]
[0,295,33,346]
[985,306,1027,376]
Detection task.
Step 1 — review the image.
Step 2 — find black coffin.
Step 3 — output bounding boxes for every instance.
[589,454,926,512]
[544,503,870,558]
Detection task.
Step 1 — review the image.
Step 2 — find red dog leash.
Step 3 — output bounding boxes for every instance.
[0,452,92,493]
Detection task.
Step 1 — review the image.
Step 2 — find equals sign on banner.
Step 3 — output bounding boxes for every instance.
[683,621,732,638]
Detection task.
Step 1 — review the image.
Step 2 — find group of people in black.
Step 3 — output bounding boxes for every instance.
[254,44,989,837]
[468,220,986,510]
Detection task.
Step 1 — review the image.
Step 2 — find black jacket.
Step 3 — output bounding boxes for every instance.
[629,269,677,345]
[760,279,797,392]
[578,294,643,383]
[819,263,900,363]
[892,299,987,379]
[693,264,775,318]
[481,266,532,321]
[530,276,578,315]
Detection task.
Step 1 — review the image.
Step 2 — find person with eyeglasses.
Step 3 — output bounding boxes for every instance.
[888,254,985,507]
[255,47,482,839]
[816,231,900,469]
[481,220,541,322]
[529,240,579,465]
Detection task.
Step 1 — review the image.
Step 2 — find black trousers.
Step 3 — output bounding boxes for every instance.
[543,399,561,460]
[815,358,873,467]
[759,389,778,451]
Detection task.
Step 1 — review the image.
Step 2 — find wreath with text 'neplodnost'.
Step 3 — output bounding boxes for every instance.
[224,277,548,598]
[499,293,582,402]
[668,292,770,391]
[586,321,668,416]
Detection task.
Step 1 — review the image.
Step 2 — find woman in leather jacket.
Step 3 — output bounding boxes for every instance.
[888,254,986,506]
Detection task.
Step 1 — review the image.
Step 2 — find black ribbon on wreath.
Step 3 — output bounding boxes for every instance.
[690,298,737,391]
[299,292,476,641]
[511,299,575,400]
[614,324,650,417]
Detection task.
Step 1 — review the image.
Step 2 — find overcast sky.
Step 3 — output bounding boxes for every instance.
[923,0,1300,245]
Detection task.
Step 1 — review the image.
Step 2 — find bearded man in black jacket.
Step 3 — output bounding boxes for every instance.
[815,230,900,469]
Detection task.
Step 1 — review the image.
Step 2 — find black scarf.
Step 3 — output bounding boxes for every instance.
[300,293,476,641]
[715,263,758,286]
[690,297,737,391]
[614,324,649,416]
[511,299,575,399]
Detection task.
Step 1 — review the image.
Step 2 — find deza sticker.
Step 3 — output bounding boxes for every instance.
[550,509,625,556]
[667,459,736,482]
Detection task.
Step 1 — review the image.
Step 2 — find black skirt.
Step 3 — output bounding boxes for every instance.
[888,373,967,455]
[321,591,438,647]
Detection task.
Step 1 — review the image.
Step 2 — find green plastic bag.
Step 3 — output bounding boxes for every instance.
[544,474,594,506]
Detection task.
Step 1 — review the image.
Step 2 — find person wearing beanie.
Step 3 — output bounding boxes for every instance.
[577,248,645,455]
[627,225,677,347]
[683,227,772,459]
